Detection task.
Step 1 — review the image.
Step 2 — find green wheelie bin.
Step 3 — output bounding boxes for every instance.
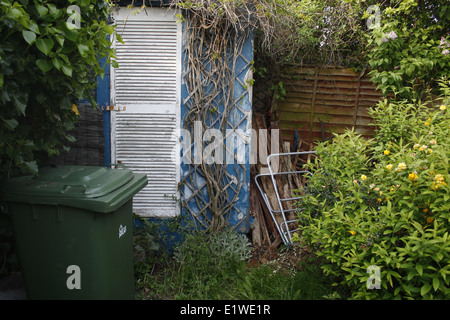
[0,165,147,300]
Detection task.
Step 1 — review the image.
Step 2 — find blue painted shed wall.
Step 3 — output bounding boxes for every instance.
[179,31,254,234]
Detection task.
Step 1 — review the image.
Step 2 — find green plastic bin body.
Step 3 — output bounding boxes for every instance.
[0,166,147,300]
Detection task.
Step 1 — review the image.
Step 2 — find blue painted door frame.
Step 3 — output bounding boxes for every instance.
[96,57,111,168]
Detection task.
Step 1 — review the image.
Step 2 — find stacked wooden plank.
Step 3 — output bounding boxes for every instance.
[250,110,315,248]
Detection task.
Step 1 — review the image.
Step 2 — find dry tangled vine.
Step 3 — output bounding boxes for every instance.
[169,0,262,232]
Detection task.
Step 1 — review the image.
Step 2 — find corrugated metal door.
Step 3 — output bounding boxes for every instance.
[110,7,181,217]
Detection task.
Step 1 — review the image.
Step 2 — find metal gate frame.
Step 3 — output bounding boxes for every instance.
[255,151,316,244]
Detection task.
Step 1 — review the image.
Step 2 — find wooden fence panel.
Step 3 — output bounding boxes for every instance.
[277,66,384,146]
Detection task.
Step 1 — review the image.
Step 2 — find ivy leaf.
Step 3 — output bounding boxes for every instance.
[36,59,53,73]
[22,30,36,45]
[36,38,54,56]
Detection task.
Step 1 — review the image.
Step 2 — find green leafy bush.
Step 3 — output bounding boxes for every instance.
[366,0,450,100]
[0,0,116,178]
[296,79,450,299]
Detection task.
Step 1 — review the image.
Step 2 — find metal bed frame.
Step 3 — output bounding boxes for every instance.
[254,151,316,245]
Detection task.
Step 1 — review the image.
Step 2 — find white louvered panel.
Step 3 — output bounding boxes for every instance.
[111,7,181,217]
[113,9,179,105]
[113,111,179,217]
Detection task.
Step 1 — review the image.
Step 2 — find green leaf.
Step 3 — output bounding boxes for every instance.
[420,283,431,297]
[36,59,53,73]
[0,74,3,88]
[77,43,90,57]
[35,4,49,16]
[13,95,27,116]
[2,118,19,130]
[52,58,62,70]
[61,64,73,77]
[54,34,65,47]
[22,30,36,45]
[27,20,40,34]
[415,264,423,276]
[36,38,54,56]
[433,277,440,292]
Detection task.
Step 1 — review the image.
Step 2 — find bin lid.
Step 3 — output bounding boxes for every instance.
[0,166,134,199]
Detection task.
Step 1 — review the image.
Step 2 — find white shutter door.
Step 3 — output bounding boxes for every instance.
[110,7,181,217]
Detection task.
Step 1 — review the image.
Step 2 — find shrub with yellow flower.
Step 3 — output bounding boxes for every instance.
[295,82,450,300]
[408,172,418,181]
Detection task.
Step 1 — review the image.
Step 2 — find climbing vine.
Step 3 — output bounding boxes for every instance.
[169,0,260,232]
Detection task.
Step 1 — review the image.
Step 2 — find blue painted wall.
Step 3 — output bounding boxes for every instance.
[179,30,254,234]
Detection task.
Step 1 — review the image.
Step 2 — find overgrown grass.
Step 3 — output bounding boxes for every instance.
[133,222,344,300]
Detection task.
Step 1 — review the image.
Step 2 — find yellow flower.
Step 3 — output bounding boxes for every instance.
[377,198,382,203]
[423,208,428,213]
[430,139,437,145]
[361,174,367,181]
[424,121,431,126]
[440,105,447,111]
[386,164,393,170]
[349,230,356,236]
[430,174,447,190]
[408,172,418,181]
[71,104,80,116]
[384,150,390,155]
[427,217,434,224]
[396,163,407,171]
